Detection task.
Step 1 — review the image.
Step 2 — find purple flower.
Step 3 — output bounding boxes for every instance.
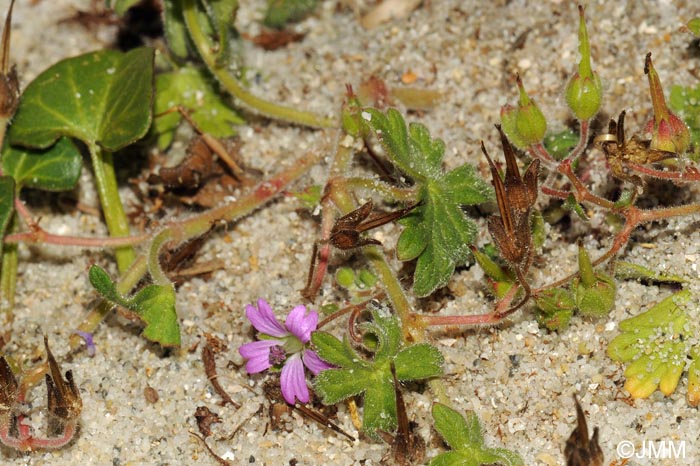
[239,299,332,405]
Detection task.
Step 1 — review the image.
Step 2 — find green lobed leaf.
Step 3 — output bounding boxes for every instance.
[314,366,371,405]
[394,343,443,381]
[10,47,155,152]
[430,404,524,466]
[88,265,122,303]
[312,306,442,438]
[129,284,181,347]
[154,65,244,149]
[88,265,181,347]
[162,0,190,59]
[2,137,82,191]
[311,331,365,368]
[607,290,691,398]
[362,372,397,437]
[263,0,318,29]
[364,108,492,296]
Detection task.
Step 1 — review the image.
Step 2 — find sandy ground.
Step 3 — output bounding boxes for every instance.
[2,0,700,464]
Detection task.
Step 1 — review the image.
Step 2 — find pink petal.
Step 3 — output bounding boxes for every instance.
[239,340,282,373]
[285,305,318,343]
[280,354,309,405]
[302,350,333,375]
[246,299,287,338]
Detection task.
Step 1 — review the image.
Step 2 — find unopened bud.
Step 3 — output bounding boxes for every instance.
[535,288,575,331]
[565,6,602,120]
[501,76,547,149]
[644,53,690,154]
[573,244,615,317]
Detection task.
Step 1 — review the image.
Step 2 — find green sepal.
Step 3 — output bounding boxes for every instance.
[573,271,616,318]
[534,288,575,331]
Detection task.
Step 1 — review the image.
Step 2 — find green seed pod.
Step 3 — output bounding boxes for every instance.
[536,308,574,331]
[573,271,616,317]
[535,288,576,331]
[565,72,602,121]
[573,244,616,317]
[500,103,529,150]
[565,5,602,120]
[535,288,576,315]
[513,76,547,147]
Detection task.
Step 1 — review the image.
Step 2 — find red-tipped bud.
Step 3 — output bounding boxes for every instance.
[644,53,690,154]
[565,6,602,120]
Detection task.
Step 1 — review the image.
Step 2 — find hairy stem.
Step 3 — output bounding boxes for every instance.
[181,0,334,129]
[70,150,322,350]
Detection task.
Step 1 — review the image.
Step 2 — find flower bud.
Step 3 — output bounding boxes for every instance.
[500,76,547,149]
[535,288,575,331]
[499,103,528,149]
[565,6,602,120]
[644,53,690,154]
[573,244,616,317]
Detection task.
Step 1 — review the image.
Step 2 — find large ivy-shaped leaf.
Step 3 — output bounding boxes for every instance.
[312,306,443,438]
[1,137,82,191]
[430,403,523,466]
[154,65,244,149]
[88,265,181,347]
[9,47,155,152]
[363,108,493,296]
[608,290,692,400]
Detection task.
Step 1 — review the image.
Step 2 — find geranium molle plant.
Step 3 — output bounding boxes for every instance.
[239,299,332,405]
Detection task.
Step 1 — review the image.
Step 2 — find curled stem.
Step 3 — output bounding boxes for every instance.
[181,0,334,129]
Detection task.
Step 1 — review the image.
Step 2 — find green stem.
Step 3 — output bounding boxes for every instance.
[341,177,417,202]
[148,229,173,286]
[181,0,335,129]
[88,143,136,273]
[0,217,17,321]
[326,143,418,341]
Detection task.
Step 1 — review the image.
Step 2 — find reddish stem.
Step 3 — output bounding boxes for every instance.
[626,162,700,182]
